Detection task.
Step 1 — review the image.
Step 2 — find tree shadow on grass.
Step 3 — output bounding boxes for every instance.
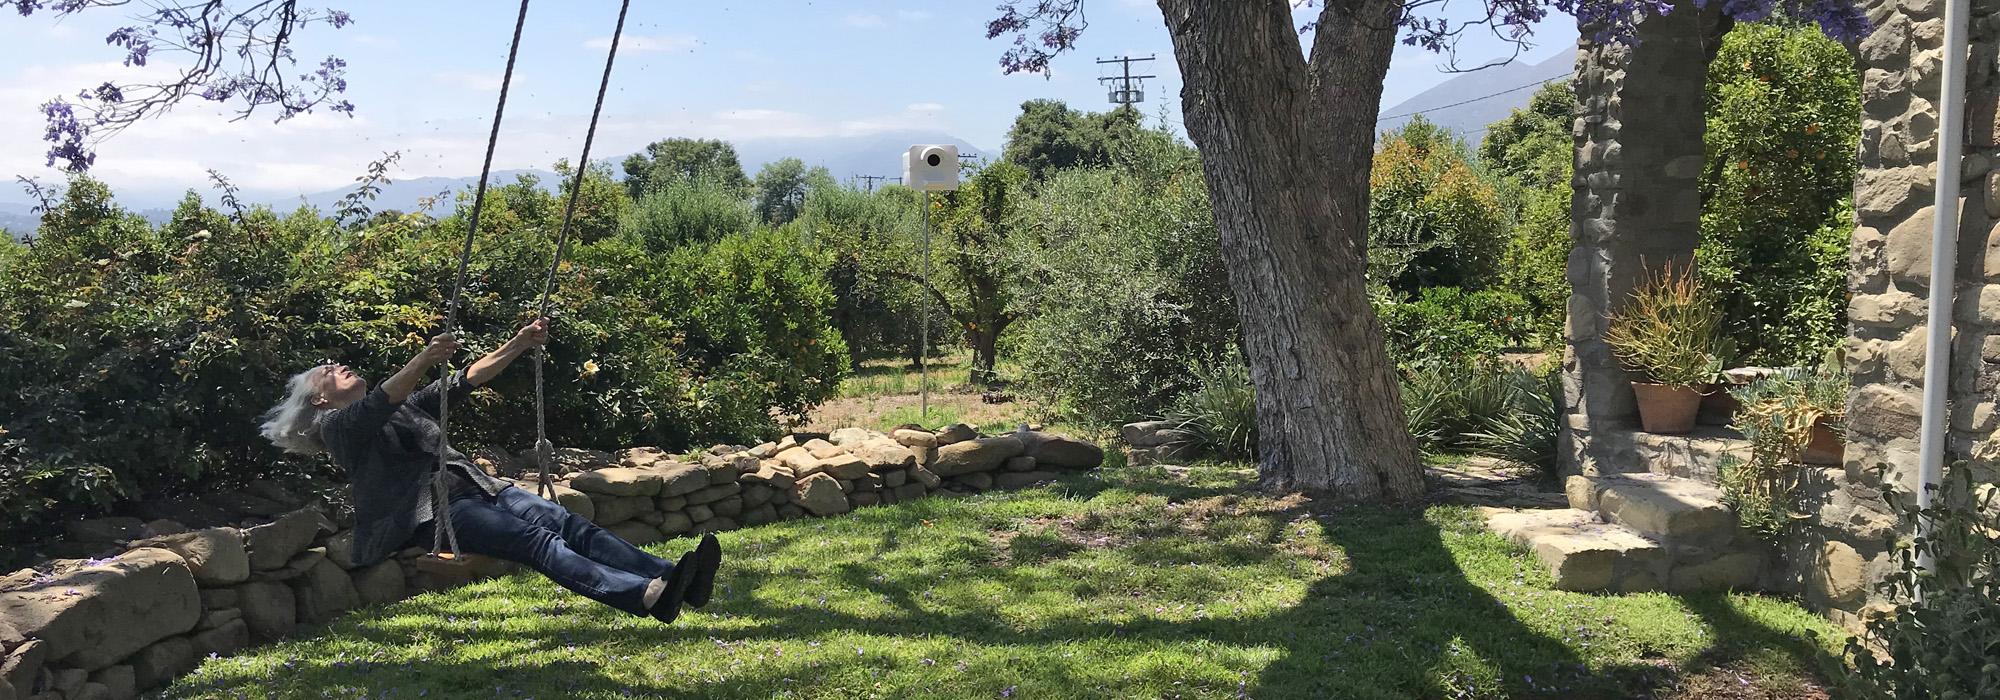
[171,470,1834,699]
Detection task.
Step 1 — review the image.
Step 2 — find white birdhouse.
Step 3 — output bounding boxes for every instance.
[903,144,959,192]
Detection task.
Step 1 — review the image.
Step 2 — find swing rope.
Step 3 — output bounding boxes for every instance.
[429,0,533,562]
[533,0,632,499]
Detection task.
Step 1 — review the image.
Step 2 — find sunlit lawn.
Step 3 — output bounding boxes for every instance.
[165,465,1843,699]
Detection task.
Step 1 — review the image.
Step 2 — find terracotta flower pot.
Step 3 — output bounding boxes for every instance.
[1632,382,1704,435]
[1800,415,1844,465]
[1697,383,1739,426]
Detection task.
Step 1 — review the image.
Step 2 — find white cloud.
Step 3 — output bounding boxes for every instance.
[896,10,934,21]
[586,34,697,53]
[906,102,945,112]
[842,14,887,29]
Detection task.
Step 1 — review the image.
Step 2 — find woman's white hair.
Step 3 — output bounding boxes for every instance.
[261,366,329,455]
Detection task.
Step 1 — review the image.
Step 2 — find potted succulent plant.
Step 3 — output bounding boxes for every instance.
[1603,263,1727,435]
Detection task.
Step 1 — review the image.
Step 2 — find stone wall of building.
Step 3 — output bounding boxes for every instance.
[1562,0,1730,474]
[1830,0,2000,629]
[0,426,1104,700]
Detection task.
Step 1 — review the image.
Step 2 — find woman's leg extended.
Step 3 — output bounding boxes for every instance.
[497,487,676,579]
[444,494,658,616]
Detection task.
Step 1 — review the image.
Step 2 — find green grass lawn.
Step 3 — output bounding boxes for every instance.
[164,465,1844,699]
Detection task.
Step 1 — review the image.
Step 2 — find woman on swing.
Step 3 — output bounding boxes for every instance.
[259,318,720,623]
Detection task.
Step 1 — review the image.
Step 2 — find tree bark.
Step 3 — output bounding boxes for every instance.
[1156,0,1424,501]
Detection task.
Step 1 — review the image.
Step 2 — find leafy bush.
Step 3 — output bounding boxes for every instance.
[1462,367,1563,479]
[623,175,756,250]
[1012,142,1238,426]
[1845,459,2000,700]
[1481,82,1576,348]
[1163,352,1257,460]
[1403,363,1518,456]
[796,183,940,364]
[1698,21,1859,366]
[1720,359,1850,538]
[1374,286,1533,372]
[0,173,846,547]
[1603,263,1731,387]
[1369,116,1509,294]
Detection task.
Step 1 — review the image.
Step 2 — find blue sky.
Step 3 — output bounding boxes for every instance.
[0,1,1577,204]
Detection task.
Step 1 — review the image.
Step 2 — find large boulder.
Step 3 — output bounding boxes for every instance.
[191,618,248,657]
[852,439,917,472]
[656,464,712,498]
[658,511,694,536]
[293,560,360,625]
[891,428,938,449]
[686,482,742,505]
[607,521,664,546]
[510,479,594,521]
[829,428,875,447]
[589,495,653,526]
[814,454,871,480]
[0,548,199,671]
[933,424,978,446]
[242,509,328,571]
[1019,431,1104,470]
[567,468,664,497]
[234,581,296,642]
[351,561,406,607]
[617,447,670,468]
[89,664,135,700]
[804,439,845,460]
[136,528,248,585]
[0,640,46,699]
[909,466,943,489]
[777,449,821,475]
[929,437,1025,477]
[745,463,798,490]
[794,474,851,516]
[128,636,195,690]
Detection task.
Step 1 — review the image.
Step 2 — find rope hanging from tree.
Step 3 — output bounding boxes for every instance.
[533,0,632,499]
[427,0,632,562]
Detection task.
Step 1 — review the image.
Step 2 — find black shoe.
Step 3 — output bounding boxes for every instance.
[646,551,697,624]
[687,534,722,608]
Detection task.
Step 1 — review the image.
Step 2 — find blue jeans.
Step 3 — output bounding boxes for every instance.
[416,486,676,616]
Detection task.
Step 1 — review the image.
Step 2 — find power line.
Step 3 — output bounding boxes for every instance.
[1376,74,1567,123]
[1097,55,1156,105]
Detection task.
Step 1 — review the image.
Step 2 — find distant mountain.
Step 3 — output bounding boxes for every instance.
[1377,52,1574,143]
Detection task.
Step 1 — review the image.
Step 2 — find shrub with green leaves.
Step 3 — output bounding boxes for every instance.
[1720,361,1851,539]
[1163,351,1257,460]
[0,173,846,551]
[1369,116,1509,295]
[1603,263,1730,387]
[1374,286,1532,372]
[1012,143,1238,426]
[1462,367,1563,479]
[1845,461,2000,700]
[1698,21,1859,366]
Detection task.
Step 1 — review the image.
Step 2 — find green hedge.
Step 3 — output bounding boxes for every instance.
[0,175,845,553]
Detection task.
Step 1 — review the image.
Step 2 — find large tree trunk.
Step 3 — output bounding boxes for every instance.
[1156,0,1424,501]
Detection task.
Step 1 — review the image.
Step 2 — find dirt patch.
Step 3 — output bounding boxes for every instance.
[795,390,1042,433]
[1651,662,1832,700]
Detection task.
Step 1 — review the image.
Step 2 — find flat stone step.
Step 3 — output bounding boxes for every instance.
[1566,473,1737,547]
[1482,507,1666,592]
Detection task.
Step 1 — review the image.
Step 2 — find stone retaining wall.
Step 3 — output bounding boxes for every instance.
[0,425,1104,700]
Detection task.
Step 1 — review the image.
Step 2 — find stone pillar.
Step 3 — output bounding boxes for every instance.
[1830,0,2000,629]
[1563,0,1728,474]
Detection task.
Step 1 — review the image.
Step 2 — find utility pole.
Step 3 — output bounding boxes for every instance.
[1096,54,1156,105]
[854,174,888,191]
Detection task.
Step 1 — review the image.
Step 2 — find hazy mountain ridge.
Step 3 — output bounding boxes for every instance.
[1376,52,1574,141]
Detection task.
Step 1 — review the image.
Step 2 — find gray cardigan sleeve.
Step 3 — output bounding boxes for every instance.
[406,369,480,420]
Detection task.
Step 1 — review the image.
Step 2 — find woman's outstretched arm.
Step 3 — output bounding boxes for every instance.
[466,318,550,387]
